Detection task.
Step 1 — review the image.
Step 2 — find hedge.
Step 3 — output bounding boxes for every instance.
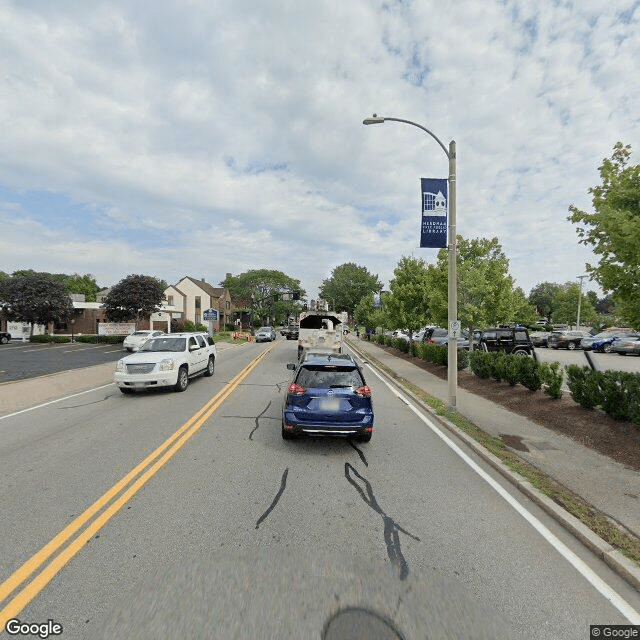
[567,365,640,428]
[370,336,639,429]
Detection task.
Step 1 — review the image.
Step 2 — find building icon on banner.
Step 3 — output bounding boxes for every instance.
[423,190,447,216]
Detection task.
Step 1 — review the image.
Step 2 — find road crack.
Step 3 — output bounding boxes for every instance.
[344,462,420,580]
[255,468,289,530]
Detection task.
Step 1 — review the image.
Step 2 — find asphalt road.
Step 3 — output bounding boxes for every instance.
[1,340,639,638]
[0,341,125,383]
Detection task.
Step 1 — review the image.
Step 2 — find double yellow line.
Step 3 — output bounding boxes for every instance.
[0,347,271,628]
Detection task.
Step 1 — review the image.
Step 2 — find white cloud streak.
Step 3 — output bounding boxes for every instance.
[0,0,638,297]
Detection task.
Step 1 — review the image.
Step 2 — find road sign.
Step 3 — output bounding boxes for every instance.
[203,309,218,321]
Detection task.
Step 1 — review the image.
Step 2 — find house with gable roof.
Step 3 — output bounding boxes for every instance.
[166,276,234,330]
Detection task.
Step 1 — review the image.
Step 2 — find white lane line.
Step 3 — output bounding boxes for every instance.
[0,384,114,422]
[364,362,640,624]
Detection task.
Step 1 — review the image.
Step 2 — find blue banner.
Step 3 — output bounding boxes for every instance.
[420,178,448,248]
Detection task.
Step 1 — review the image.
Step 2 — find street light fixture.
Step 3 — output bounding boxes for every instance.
[363,114,458,407]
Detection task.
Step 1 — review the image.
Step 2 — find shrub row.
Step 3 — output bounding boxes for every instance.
[29,334,124,344]
[370,335,639,430]
[371,334,469,370]
[468,351,564,399]
[566,365,640,427]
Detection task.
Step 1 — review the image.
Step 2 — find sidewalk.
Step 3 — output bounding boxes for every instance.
[347,338,640,588]
[0,341,240,417]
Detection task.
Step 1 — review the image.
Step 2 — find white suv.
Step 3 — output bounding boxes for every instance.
[114,332,217,394]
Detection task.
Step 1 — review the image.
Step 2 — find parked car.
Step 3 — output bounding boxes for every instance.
[114,332,217,393]
[281,353,374,442]
[546,330,591,350]
[580,332,612,351]
[392,329,411,342]
[122,329,165,352]
[610,333,640,356]
[421,327,448,344]
[255,326,276,342]
[475,327,534,355]
[588,331,636,353]
[285,324,299,340]
[0,331,11,344]
[423,327,470,349]
[529,331,552,348]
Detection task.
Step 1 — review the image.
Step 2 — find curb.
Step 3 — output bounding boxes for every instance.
[347,339,640,592]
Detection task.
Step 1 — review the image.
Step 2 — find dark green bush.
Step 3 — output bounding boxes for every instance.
[29,334,70,343]
[518,356,543,391]
[599,371,639,422]
[496,353,519,386]
[469,351,495,379]
[566,365,602,409]
[74,335,124,344]
[540,361,563,399]
[456,349,469,371]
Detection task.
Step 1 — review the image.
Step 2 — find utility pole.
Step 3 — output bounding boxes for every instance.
[576,275,587,330]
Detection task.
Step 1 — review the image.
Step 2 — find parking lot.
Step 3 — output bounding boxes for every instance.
[533,346,640,375]
[0,340,125,383]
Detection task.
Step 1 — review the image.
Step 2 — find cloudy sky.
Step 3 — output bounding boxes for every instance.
[1,0,638,300]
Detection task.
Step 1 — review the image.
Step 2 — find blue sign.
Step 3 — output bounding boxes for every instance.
[203,309,218,321]
[420,178,448,248]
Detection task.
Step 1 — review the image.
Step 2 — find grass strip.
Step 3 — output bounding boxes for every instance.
[357,344,640,567]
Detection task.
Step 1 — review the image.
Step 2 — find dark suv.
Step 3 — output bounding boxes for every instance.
[0,331,11,344]
[475,326,534,356]
[285,324,299,340]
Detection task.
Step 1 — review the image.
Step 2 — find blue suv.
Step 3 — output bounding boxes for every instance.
[282,353,374,442]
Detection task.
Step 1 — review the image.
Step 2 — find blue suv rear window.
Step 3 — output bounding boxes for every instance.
[296,366,364,389]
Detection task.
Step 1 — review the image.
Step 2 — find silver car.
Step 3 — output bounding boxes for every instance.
[255,326,276,342]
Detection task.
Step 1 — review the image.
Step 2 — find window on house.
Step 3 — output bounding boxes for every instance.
[167,295,173,306]
[226,301,230,309]
[195,296,201,309]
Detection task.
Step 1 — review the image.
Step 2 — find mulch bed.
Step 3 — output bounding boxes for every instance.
[377,345,640,473]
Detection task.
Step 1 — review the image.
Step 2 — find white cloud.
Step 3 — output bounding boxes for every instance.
[0,0,638,300]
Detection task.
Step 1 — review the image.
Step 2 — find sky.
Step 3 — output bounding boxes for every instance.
[1,0,638,301]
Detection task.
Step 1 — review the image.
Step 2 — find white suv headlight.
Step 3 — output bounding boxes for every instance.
[158,358,176,371]
[116,360,126,372]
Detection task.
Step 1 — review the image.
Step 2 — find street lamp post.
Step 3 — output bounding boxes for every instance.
[576,275,587,330]
[363,114,458,407]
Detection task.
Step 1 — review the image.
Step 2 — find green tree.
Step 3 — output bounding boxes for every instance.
[425,236,537,330]
[221,269,304,326]
[569,142,640,329]
[354,293,386,332]
[528,282,562,319]
[9,270,102,302]
[0,273,74,336]
[382,256,431,340]
[552,282,598,326]
[103,274,166,324]
[319,263,383,317]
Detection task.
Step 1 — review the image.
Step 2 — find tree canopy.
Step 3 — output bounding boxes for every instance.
[103,274,166,323]
[569,142,640,328]
[319,263,383,317]
[425,236,536,329]
[551,282,598,326]
[0,273,74,335]
[354,292,386,331]
[220,269,304,326]
[4,270,101,301]
[381,256,431,340]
